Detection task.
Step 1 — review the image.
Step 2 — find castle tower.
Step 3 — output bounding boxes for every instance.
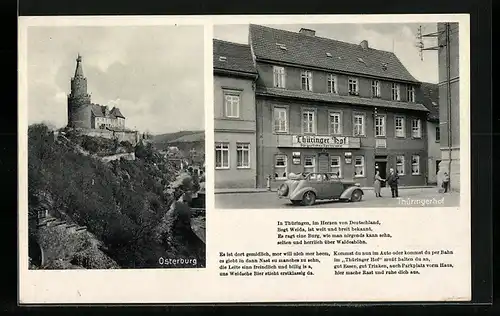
[67,54,92,128]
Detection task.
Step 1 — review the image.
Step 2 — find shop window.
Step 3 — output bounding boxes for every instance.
[330,156,341,177]
[396,155,405,175]
[354,156,365,177]
[304,156,316,173]
[274,155,288,180]
[411,155,420,175]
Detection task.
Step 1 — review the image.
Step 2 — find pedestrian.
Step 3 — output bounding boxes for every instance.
[442,172,450,193]
[373,170,385,197]
[386,168,399,198]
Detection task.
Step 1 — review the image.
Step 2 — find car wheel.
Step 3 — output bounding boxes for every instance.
[302,191,316,206]
[351,189,363,202]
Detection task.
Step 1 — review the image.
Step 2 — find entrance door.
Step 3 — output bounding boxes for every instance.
[318,152,330,173]
[375,160,387,187]
[436,160,441,174]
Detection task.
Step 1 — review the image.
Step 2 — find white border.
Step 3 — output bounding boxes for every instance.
[19,14,471,304]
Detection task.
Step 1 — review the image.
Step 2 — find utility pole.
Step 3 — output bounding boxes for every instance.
[416,23,453,189]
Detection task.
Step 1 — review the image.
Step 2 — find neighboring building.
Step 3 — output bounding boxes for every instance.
[248,24,430,188]
[437,22,460,191]
[213,39,258,188]
[67,54,126,130]
[168,132,205,168]
[419,82,440,184]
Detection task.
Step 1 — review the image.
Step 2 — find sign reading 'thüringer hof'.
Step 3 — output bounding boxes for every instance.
[291,135,361,148]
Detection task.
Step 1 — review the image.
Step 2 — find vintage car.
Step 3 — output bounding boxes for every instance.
[277,172,364,206]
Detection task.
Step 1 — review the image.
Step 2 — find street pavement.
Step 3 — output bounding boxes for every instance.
[214,187,460,209]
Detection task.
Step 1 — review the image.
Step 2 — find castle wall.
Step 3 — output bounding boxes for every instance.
[76,128,139,146]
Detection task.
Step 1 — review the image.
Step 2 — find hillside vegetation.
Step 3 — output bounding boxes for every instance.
[152,130,203,150]
[28,124,205,269]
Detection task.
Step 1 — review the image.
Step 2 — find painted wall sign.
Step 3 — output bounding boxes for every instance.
[291,135,361,148]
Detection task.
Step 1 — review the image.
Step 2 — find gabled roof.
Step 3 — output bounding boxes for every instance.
[110,107,125,118]
[257,87,429,112]
[213,39,257,76]
[420,82,439,121]
[249,24,419,84]
[168,132,205,143]
[90,104,125,119]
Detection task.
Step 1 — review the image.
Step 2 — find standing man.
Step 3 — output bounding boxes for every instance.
[386,168,399,198]
[442,172,450,193]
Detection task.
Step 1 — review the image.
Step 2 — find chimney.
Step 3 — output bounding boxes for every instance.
[299,28,316,36]
[360,40,369,49]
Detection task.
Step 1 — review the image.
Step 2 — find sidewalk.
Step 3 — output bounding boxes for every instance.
[215,185,438,194]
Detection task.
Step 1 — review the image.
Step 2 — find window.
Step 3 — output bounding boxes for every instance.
[236,143,250,168]
[273,66,286,88]
[224,92,240,118]
[304,156,316,173]
[327,74,337,93]
[354,156,365,177]
[353,114,365,136]
[329,112,341,135]
[371,80,381,97]
[435,126,440,142]
[396,155,405,175]
[273,107,288,133]
[301,70,313,91]
[411,119,422,138]
[274,155,287,180]
[407,85,415,102]
[375,115,386,137]
[330,156,341,177]
[411,155,420,175]
[348,77,359,95]
[395,116,405,138]
[391,83,400,101]
[215,143,230,169]
[302,109,316,134]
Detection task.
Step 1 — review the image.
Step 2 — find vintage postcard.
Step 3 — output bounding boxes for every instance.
[19,14,470,304]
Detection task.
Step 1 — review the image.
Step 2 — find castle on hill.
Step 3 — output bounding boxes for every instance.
[67,54,126,130]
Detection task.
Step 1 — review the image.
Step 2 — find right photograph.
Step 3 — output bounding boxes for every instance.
[213,22,460,209]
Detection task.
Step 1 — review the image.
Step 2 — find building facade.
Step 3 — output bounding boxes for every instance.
[420,82,440,184]
[67,54,126,130]
[213,39,258,188]
[437,22,460,191]
[249,25,430,189]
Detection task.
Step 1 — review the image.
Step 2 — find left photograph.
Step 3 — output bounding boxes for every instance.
[25,25,206,269]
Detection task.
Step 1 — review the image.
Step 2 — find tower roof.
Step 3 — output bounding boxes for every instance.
[74,54,84,78]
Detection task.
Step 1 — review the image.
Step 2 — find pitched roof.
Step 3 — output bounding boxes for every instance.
[168,132,205,143]
[110,107,125,118]
[249,24,419,84]
[420,82,439,121]
[90,104,125,118]
[213,39,257,76]
[256,87,429,112]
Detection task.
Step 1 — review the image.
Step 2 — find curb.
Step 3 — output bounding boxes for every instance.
[215,186,437,194]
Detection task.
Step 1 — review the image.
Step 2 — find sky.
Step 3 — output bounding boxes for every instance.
[214,23,439,84]
[27,25,204,135]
